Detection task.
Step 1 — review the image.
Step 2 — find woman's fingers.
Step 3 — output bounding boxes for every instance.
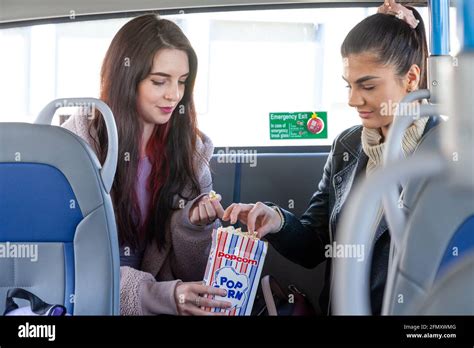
[198,199,209,223]
[246,202,267,233]
[202,197,217,222]
[192,194,226,225]
[198,296,232,310]
[210,194,225,219]
[222,203,236,221]
[176,283,231,316]
[229,205,242,224]
[193,284,227,297]
[256,223,273,239]
[178,295,220,316]
[189,204,200,224]
[229,203,254,224]
[189,196,220,226]
[198,195,225,225]
[249,203,283,237]
[194,285,231,313]
[256,220,279,239]
[220,202,281,236]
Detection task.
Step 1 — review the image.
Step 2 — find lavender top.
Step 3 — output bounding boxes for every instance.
[136,155,152,226]
[119,156,152,269]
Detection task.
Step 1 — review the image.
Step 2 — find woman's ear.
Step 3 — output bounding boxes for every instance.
[405,64,421,92]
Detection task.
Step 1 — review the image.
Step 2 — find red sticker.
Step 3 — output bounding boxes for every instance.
[307,114,325,134]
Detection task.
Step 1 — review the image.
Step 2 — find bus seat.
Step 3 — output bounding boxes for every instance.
[333,118,473,315]
[0,98,120,315]
[400,120,443,210]
[384,180,474,314]
[383,124,474,315]
[415,252,474,315]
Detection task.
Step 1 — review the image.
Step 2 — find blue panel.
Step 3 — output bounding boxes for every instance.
[0,163,83,242]
[458,0,474,51]
[436,215,474,280]
[429,0,451,55]
[63,242,75,314]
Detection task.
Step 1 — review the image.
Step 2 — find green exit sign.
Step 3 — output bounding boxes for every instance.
[270,112,328,140]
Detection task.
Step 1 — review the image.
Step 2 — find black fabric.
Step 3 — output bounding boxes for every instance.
[370,231,391,315]
[5,288,54,315]
[265,117,440,315]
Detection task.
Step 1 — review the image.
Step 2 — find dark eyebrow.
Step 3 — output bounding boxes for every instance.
[150,72,189,78]
[342,75,380,84]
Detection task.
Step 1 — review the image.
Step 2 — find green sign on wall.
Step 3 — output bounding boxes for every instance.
[270,112,328,140]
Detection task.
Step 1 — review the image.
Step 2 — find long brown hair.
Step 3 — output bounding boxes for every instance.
[91,14,204,250]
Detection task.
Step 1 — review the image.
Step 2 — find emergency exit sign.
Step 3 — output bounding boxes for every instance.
[269,112,328,140]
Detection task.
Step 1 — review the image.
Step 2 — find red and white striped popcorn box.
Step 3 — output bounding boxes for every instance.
[202,226,268,315]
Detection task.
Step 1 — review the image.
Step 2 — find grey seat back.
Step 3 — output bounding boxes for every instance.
[0,98,120,315]
[383,124,474,315]
[416,252,474,315]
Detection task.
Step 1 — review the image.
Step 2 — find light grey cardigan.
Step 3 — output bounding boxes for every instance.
[62,114,217,315]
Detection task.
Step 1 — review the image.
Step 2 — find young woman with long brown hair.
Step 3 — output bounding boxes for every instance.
[63,14,230,315]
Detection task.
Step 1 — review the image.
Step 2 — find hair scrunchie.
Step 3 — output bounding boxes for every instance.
[378,0,420,29]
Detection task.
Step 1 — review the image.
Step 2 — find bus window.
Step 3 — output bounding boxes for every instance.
[0,6,459,146]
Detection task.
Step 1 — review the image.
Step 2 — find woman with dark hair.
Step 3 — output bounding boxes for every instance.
[63,14,230,315]
[222,1,440,315]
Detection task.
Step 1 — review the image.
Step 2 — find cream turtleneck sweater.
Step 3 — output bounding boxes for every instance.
[361,117,430,176]
[360,117,429,232]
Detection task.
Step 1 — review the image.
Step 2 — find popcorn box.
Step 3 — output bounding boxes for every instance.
[203,226,268,315]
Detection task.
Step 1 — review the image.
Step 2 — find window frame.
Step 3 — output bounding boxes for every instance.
[1,2,435,154]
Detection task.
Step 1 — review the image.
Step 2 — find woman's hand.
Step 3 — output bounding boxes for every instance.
[222,202,283,239]
[189,193,225,226]
[174,281,232,315]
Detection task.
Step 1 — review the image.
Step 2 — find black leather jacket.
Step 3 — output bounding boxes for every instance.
[266,117,440,315]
